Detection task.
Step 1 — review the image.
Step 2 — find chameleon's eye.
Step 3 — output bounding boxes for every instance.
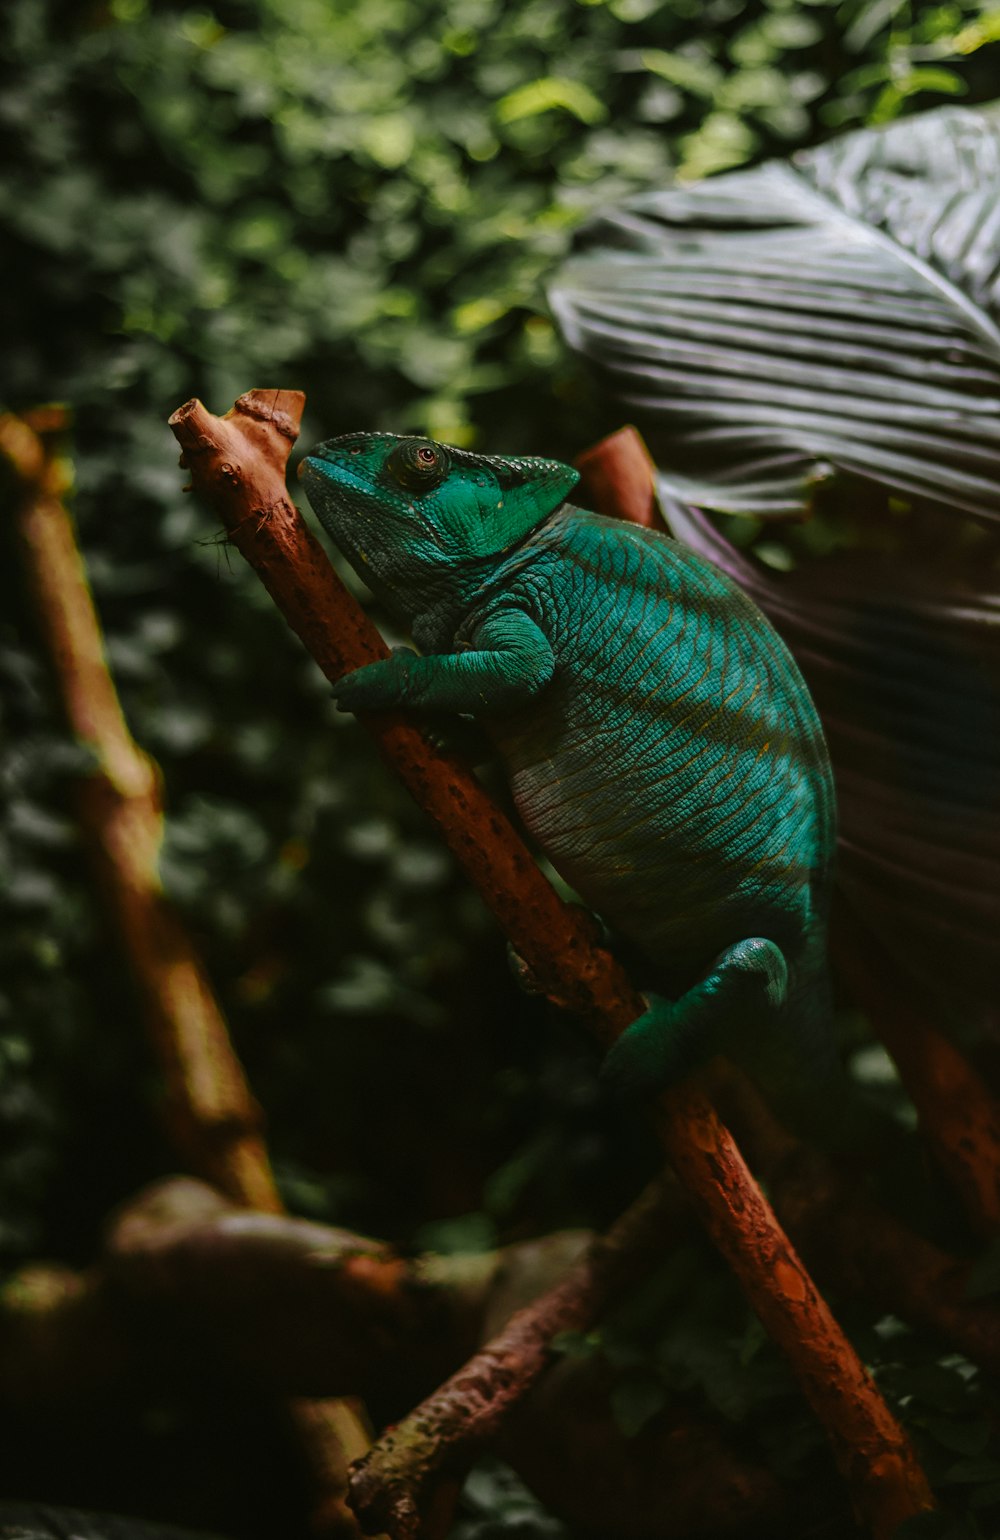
[386,439,449,493]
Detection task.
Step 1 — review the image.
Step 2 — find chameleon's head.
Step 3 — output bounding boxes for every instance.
[298,432,579,621]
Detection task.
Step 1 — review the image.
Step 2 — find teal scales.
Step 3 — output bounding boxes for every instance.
[300,433,837,1105]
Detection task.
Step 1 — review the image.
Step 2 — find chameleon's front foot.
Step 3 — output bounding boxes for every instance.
[332,649,420,712]
[601,937,788,1099]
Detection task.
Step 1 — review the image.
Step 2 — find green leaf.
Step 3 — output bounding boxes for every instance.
[922,1418,992,1457]
[942,1458,1000,1485]
[870,68,967,124]
[638,49,723,98]
[843,0,910,53]
[550,1330,602,1359]
[963,1240,1000,1301]
[412,1211,498,1254]
[953,11,1000,54]
[610,1374,669,1438]
[495,77,607,126]
[551,102,1000,521]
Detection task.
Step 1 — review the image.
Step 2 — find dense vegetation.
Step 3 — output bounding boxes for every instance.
[3,1,1000,1535]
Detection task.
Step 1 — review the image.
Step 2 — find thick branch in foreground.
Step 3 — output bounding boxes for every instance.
[0,1177,591,1411]
[4,411,369,1540]
[104,1177,594,1398]
[1,1178,785,1539]
[170,390,934,1537]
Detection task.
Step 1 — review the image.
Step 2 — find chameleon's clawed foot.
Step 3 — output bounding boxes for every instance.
[601,937,788,1100]
[331,647,418,712]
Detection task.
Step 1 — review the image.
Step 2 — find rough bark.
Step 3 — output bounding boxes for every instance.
[347,1182,673,1537]
[169,389,934,1537]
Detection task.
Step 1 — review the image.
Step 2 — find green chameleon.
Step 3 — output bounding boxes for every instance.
[299,433,837,1107]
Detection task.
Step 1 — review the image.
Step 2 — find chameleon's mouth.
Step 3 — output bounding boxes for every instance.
[297,454,329,484]
[297,451,377,508]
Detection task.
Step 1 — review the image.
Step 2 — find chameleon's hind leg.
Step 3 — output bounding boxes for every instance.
[601,937,788,1098]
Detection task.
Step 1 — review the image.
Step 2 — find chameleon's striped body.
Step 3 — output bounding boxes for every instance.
[300,433,837,1101]
[469,508,834,994]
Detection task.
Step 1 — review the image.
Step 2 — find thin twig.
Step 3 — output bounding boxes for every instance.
[348,1181,675,1537]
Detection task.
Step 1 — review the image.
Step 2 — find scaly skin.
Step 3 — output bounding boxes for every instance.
[299,433,837,1103]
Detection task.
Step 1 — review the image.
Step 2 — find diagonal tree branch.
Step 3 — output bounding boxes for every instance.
[347,1180,678,1539]
[168,388,935,1538]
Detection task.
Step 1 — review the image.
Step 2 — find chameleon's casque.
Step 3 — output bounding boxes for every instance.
[300,433,837,1104]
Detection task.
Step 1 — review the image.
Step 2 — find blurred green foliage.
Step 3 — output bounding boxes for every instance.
[3,0,1000,1532]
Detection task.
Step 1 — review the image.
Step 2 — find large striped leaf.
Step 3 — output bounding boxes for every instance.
[659,490,1000,1018]
[551,104,1000,520]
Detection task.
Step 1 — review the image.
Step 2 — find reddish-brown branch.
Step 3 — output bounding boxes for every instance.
[707,1064,1000,1374]
[3,410,278,1214]
[169,390,934,1537]
[575,424,661,528]
[834,910,1000,1235]
[168,392,636,1029]
[348,1182,675,1538]
[3,412,370,1540]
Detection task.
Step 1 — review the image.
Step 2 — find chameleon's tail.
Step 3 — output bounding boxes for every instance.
[732,930,863,1154]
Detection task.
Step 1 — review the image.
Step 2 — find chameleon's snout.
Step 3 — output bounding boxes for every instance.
[294,452,322,483]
